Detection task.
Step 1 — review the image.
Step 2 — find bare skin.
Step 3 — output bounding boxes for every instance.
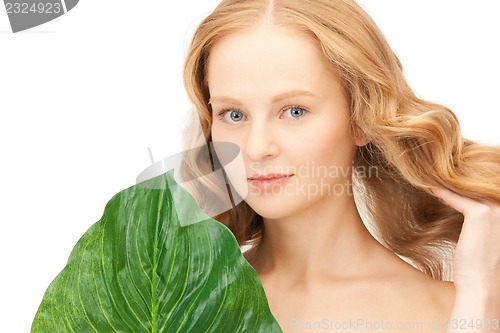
[244,235,455,333]
[239,194,456,333]
[208,22,458,332]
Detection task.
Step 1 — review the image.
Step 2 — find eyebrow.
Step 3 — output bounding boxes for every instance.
[208,90,318,105]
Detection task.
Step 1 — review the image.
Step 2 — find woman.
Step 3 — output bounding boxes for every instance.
[181,0,500,331]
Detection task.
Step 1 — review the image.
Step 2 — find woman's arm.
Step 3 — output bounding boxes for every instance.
[447,285,499,332]
[431,188,500,332]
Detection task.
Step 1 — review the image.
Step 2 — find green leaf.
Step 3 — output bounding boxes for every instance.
[31,171,282,333]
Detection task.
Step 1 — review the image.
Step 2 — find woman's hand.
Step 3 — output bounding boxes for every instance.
[431,187,500,331]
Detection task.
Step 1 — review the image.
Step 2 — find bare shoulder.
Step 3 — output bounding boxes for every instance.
[381,256,456,321]
[425,278,455,308]
[405,272,455,313]
[242,244,456,332]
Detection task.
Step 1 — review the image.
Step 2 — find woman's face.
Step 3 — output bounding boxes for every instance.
[208,23,362,220]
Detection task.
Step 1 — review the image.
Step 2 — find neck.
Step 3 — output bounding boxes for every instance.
[246,194,384,287]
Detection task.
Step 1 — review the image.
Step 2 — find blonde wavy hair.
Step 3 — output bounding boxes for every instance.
[181,0,500,281]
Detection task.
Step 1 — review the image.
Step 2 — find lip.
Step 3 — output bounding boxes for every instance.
[247,174,294,192]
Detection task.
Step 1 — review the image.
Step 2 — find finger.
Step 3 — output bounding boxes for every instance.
[430,187,474,215]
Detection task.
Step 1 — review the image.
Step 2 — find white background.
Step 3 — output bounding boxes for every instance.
[1,1,499,332]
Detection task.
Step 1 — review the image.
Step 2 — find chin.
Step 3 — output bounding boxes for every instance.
[244,196,297,221]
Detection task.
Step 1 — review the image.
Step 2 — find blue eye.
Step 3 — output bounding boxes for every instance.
[229,110,244,122]
[218,109,246,123]
[281,106,307,119]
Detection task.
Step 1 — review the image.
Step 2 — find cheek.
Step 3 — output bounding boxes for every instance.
[210,123,222,142]
[218,148,249,201]
[211,124,241,144]
[291,120,354,166]
[211,124,249,161]
[211,125,249,199]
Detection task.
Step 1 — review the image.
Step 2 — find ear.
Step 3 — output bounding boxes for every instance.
[351,125,371,147]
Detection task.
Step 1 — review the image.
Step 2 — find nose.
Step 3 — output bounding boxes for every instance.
[244,121,279,161]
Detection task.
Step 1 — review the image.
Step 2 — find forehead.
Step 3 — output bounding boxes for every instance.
[206,24,339,98]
